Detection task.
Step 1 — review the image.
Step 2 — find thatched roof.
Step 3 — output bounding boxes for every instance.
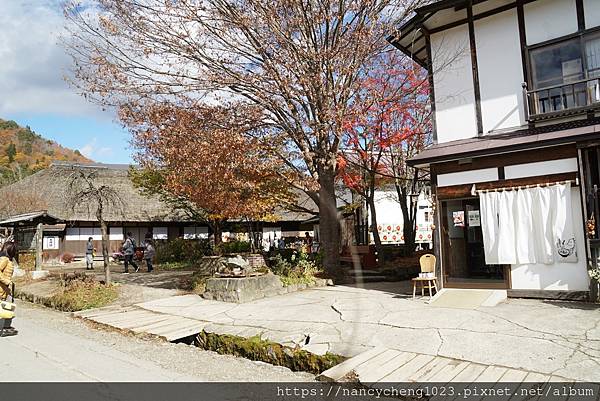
[2,162,326,224]
[2,162,193,223]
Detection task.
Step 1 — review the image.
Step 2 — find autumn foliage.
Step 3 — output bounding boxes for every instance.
[63,0,425,276]
[122,104,291,225]
[339,51,431,255]
[0,118,90,187]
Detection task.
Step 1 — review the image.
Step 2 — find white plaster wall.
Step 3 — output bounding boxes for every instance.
[475,9,525,132]
[437,168,498,187]
[584,0,600,28]
[431,24,478,143]
[524,0,578,45]
[504,158,578,179]
[510,188,590,291]
[109,227,123,241]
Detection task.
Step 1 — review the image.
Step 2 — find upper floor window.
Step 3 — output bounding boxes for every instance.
[527,30,600,119]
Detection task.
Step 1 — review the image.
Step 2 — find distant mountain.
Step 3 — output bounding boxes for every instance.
[0,118,92,187]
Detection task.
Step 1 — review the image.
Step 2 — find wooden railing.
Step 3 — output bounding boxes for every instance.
[524,77,600,120]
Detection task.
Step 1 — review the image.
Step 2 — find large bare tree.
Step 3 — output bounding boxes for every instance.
[64,167,124,285]
[63,0,423,279]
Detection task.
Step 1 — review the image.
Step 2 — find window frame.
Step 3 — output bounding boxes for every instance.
[526,26,600,92]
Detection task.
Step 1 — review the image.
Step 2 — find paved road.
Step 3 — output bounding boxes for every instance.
[1,301,313,382]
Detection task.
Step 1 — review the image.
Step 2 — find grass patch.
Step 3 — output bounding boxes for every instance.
[51,281,118,312]
[279,274,316,287]
[156,261,196,270]
[195,331,345,374]
[48,273,118,312]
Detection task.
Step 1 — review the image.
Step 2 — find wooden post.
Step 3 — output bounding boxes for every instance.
[35,223,43,271]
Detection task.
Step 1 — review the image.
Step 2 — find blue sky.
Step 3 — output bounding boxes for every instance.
[0,1,133,164]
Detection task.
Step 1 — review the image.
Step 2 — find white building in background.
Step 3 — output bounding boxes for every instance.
[391,0,600,298]
[370,189,433,246]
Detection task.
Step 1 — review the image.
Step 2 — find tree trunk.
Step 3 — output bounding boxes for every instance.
[98,216,110,285]
[246,219,255,253]
[211,219,223,248]
[367,194,384,262]
[397,186,418,257]
[318,167,342,280]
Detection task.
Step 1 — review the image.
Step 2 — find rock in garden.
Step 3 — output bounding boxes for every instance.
[226,255,250,270]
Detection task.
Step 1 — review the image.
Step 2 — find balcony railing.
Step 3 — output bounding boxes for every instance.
[524,77,600,120]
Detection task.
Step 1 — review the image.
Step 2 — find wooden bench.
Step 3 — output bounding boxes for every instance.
[340,245,378,269]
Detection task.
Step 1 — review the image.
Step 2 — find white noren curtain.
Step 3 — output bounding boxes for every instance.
[479,183,577,265]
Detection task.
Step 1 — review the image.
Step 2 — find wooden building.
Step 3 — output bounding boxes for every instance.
[0,162,320,261]
[390,0,600,298]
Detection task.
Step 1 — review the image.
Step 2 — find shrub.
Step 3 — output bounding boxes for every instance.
[268,250,322,286]
[61,252,75,263]
[155,238,212,265]
[216,240,251,255]
[17,252,35,269]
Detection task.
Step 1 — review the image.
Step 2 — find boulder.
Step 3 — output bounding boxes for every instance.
[217,255,254,276]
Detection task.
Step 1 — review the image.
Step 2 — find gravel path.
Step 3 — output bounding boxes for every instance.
[6,301,314,382]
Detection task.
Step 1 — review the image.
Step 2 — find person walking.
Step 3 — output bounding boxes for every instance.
[0,242,17,336]
[0,242,16,301]
[122,232,139,273]
[143,239,155,273]
[85,237,95,270]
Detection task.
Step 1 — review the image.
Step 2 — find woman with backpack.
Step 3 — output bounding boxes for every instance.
[122,232,139,273]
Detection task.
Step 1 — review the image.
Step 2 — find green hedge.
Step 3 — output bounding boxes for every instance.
[155,238,213,264]
[216,240,251,255]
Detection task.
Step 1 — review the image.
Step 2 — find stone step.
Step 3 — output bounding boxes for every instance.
[346,269,386,276]
[348,275,388,283]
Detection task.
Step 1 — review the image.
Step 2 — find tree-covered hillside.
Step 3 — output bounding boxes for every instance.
[0,118,92,186]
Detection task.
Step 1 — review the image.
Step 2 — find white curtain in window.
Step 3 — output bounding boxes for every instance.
[480,183,577,265]
[586,38,600,76]
[586,38,600,101]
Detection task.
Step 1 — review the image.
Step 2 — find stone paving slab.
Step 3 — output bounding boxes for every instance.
[77,281,600,382]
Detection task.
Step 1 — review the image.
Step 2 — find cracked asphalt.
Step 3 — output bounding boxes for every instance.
[133,281,600,382]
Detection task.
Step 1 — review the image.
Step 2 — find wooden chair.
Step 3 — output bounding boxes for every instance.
[412,254,438,300]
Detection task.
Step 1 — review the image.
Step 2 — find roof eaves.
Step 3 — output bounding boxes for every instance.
[0,210,63,226]
[415,0,469,15]
[407,123,600,167]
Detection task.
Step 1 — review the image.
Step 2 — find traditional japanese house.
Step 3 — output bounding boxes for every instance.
[0,162,327,261]
[390,0,600,299]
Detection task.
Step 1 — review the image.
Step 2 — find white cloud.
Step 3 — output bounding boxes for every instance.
[0,1,106,118]
[80,137,113,159]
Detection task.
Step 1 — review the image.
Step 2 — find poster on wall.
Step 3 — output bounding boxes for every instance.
[452,211,465,227]
[468,210,481,227]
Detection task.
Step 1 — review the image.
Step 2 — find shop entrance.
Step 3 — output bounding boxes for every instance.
[441,198,508,289]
